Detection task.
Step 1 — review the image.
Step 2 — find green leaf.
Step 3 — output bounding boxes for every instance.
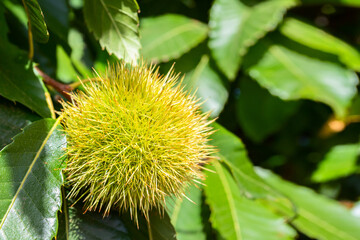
[56,45,79,83]
[208,0,296,80]
[301,0,360,7]
[247,39,358,118]
[83,0,140,63]
[349,95,360,116]
[211,123,286,200]
[205,161,296,240]
[37,0,69,40]
[0,97,40,150]
[257,168,360,240]
[167,184,206,240]
[182,55,228,118]
[57,202,131,240]
[0,6,7,42]
[236,78,300,142]
[148,210,177,240]
[140,14,208,62]
[0,118,66,239]
[3,0,28,27]
[23,0,49,43]
[280,18,360,71]
[312,144,360,182]
[120,209,177,240]
[0,43,51,118]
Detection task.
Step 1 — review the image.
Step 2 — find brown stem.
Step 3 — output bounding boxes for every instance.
[35,66,73,101]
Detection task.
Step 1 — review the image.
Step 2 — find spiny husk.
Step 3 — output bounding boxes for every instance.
[61,61,215,223]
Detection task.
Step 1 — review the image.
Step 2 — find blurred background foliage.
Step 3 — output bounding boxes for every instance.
[1,0,360,239]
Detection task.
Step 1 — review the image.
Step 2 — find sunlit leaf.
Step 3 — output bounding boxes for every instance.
[281,18,360,71]
[205,161,296,240]
[0,119,66,239]
[208,0,296,79]
[141,14,208,62]
[247,38,358,118]
[257,168,360,240]
[84,0,140,63]
[312,144,360,182]
[167,184,205,240]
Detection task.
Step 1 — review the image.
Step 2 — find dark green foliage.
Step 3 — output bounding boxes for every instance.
[1,0,360,239]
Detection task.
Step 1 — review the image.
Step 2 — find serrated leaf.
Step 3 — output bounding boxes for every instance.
[37,0,69,40]
[281,18,360,71]
[205,161,296,240]
[84,0,140,63]
[0,118,66,240]
[247,39,358,118]
[0,6,50,118]
[23,0,49,43]
[140,14,208,62]
[257,167,360,240]
[167,184,205,240]
[208,0,296,80]
[312,144,360,182]
[0,97,40,150]
[236,78,300,142]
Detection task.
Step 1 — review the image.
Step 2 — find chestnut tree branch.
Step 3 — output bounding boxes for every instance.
[35,66,73,101]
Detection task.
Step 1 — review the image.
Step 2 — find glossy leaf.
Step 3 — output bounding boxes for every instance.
[281,18,360,71]
[0,119,66,239]
[37,0,69,40]
[120,208,177,240]
[149,210,177,240]
[0,44,51,118]
[182,55,228,118]
[236,78,300,142]
[167,184,205,240]
[312,144,360,182]
[0,5,50,118]
[208,0,296,80]
[257,168,360,240]
[23,0,49,43]
[58,202,131,240]
[141,14,208,62]
[0,98,40,150]
[211,123,288,201]
[247,40,358,118]
[205,161,296,240]
[84,0,140,63]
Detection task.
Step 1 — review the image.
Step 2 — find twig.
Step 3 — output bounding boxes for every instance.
[35,66,73,101]
[22,0,34,59]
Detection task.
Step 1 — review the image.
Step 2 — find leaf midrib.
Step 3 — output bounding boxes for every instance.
[99,0,131,57]
[213,161,242,240]
[0,117,61,229]
[297,204,358,240]
[142,22,203,55]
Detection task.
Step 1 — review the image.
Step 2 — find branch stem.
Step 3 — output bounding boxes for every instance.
[35,66,73,101]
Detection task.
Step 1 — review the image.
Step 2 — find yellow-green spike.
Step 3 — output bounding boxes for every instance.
[61,61,215,224]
